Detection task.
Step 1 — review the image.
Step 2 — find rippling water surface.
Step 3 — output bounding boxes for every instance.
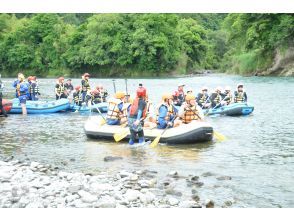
[1,74,294,207]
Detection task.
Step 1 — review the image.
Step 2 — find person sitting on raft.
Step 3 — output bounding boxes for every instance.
[55,77,67,100]
[156,93,180,129]
[28,76,40,101]
[81,73,91,103]
[73,85,83,106]
[65,79,74,94]
[234,83,247,103]
[0,76,8,117]
[12,73,29,115]
[96,85,108,103]
[178,94,204,124]
[128,87,148,145]
[222,86,233,105]
[120,95,133,125]
[210,87,226,108]
[106,91,126,125]
[173,83,186,106]
[196,86,211,109]
[143,94,157,129]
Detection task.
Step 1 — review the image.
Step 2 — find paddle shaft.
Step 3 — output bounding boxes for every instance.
[112,79,116,93]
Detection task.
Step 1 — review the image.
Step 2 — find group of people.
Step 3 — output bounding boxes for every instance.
[105,82,248,145]
[173,83,248,109]
[55,73,108,106]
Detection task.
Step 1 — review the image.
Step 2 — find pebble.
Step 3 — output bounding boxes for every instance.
[124,189,142,202]
[205,199,215,208]
[179,200,201,208]
[103,156,123,162]
[119,170,132,178]
[167,197,179,206]
[216,176,232,181]
[78,190,98,203]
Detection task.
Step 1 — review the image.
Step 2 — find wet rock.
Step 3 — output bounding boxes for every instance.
[216,176,232,181]
[78,190,98,203]
[223,200,233,207]
[103,156,123,162]
[4,156,14,162]
[135,170,143,175]
[165,188,182,197]
[138,179,155,188]
[201,172,215,177]
[70,158,76,162]
[191,194,200,202]
[167,197,179,206]
[30,162,40,169]
[205,199,215,208]
[191,176,199,181]
[61,161,68,166]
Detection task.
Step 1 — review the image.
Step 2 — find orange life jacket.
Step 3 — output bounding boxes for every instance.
[129,97,147,119]
[182,105,200,124]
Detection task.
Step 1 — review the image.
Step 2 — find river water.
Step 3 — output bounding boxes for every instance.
[0,74,293,207]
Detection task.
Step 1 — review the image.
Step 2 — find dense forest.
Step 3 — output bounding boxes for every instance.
[0,13,293,77]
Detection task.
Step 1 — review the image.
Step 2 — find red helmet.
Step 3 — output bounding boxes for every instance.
[27,76,33,81]
[32,76,36,80]
[136,87,147,98]
[75,85,81,91]
[83,73,90,77]
[58,77,64,82]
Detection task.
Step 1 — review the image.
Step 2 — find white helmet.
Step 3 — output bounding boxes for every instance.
[237,83,244,88]
[225,86,231,91]
[177,83,185,87]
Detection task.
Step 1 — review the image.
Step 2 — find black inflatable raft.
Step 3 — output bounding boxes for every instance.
[84,116,213,144]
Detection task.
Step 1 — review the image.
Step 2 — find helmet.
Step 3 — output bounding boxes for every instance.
[27,76,33,81]
[32,76,36,80]
[201,86,208,91]
[92,89,99,95]
[185,94,196,101]
[178,83,185,87]
[136,87,147,98]
[162,93,173,101]
[225,86,231,91]
[215,87,222,92]
[115,91,125,99]
[186,87,193,93]
[58,77,64,82]
[96,84,103,90]
[237,83,244,88]
[75,85,81,91]
[83,73,90,77]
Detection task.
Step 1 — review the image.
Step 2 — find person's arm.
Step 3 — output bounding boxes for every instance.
[234,91,238,103]
[244,92,247,102]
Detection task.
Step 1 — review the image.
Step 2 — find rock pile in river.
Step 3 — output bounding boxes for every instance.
[0,159,217,208]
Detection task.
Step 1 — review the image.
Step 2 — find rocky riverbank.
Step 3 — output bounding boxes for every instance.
[0,158,220,208]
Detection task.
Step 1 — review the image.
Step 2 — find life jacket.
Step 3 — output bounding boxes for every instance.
[121,102,131,121]
[92,92,102,104]
[182,104,200,124]
[129,97,147,119]
[156,103,175,120]
[199,93,208,104]
[234,91,245,103]
[224,92,233,105]
[16,81,27,96]
[56,83,65,94]
[107,97,123,120]
[213,93,222,104]
[81,79,91,92]
[73,91,82,104]
[29,82,39,95]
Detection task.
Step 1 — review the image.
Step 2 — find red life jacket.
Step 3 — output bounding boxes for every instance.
[129,97,147,119]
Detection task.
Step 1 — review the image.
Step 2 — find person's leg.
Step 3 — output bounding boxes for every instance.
[20,97,27,115]
[138,130,145,143]
[129,129,136,145]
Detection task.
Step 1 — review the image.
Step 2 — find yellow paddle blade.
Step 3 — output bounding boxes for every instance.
[150,135,161,148]
[213,131,227,142]
[99,119,106,126]
[113,129,129,142]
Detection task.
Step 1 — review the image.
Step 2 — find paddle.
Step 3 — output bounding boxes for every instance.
[94,105,107,126]
[150,115,178,148]
[112,79,116,93]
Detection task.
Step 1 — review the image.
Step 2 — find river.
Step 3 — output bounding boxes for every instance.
[0,74,293,207]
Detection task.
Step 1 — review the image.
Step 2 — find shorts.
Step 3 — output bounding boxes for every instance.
[19,95,27,104]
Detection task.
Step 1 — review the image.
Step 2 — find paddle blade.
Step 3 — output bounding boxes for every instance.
[113,129,129,142]
[150,135,161,148]
[99,119,106,126]
[213,131,227,142]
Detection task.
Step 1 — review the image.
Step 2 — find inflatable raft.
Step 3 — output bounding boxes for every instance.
[0,99,12,114]
[84,116,213,144]
[203,102,254,116]
[69,102,108,113]
[9,98,70,114]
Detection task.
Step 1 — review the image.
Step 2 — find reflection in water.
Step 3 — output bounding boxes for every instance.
[1,75,294,207]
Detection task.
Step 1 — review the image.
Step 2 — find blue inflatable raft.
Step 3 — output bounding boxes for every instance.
[69,102,108,113]
[203,102,254,116]
[10,98,70,114]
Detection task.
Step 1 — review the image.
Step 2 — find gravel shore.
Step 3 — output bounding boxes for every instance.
[0,158,220,208]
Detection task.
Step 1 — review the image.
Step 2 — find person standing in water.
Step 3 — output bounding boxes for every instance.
[12,73,29,115]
